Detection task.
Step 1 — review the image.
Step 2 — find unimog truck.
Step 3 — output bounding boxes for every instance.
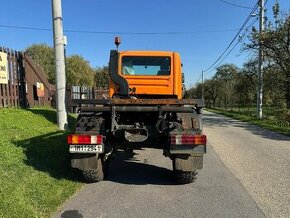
[68,38,207,184]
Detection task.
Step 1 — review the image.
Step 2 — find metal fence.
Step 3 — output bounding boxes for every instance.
[0,47,52,108]
[66,86,109,113]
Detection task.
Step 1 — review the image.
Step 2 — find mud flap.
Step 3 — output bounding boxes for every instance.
[174,155,203,171]
[71,154,99,170]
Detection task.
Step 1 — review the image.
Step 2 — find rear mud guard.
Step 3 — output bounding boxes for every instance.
[71,153,99,170]
[174,155,203,171]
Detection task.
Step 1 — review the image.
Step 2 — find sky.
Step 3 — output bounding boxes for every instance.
[0,0,289,88]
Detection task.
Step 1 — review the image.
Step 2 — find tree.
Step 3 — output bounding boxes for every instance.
[246,4,290,108]
[240,58,258,88]
[95,66,109,88]
[65,55,95,86]
[185,83,202,99]
[203,79,223,108]
[24,44,55,83]
[263,64,286,108]
[214,64,239,81]
[213,64,239,108]
[237,58,258,105]
[25,44,98,87]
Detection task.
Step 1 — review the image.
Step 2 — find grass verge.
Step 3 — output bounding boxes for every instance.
[206,108,290,137]
[0,107,82,218]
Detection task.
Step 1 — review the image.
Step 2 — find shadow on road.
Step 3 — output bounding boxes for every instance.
[105,150,176,186]
[203,112,290,141]
[16,128,175,185]
[61,210,83,218]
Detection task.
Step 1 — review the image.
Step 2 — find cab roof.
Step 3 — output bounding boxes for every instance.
[119,50,178,56]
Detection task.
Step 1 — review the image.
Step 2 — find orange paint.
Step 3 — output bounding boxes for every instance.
[109,51,183,99]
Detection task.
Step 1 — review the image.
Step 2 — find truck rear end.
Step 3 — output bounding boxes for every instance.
[68,39,206,184]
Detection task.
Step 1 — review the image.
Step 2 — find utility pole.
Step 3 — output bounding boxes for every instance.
[51,0,68,130]
[201,70,204,100]
[257,0,265,119]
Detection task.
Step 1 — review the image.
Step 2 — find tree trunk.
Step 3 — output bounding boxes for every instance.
[224,97,228,109]
[286,74,290,109]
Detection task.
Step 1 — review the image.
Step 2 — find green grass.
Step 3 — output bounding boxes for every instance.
[206,108,290,137]
[0,107,82,218]
[211,105,285,118]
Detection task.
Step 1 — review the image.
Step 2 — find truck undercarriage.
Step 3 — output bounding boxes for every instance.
[69,98,206,184]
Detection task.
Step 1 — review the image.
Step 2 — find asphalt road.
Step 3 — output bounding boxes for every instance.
[203,111,290,218]
[53,111,289,218]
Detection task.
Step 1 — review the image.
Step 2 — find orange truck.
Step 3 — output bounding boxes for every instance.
[68,38,207,184]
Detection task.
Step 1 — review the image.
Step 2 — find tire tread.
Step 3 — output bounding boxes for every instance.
[175,171,197,184]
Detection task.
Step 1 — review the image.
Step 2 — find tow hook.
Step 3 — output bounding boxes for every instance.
[103,148,113,161]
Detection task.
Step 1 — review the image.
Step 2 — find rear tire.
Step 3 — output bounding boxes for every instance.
[74,113,108,183]
[174,170,197,184]
[172,156,198,184]
[171,113,203,185]
[81,157,104,183]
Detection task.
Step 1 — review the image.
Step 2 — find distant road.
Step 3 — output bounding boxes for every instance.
[203,111,290,218]
[54,111,289,218]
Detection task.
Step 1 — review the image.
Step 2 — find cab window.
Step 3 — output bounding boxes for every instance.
[122,56,171,76]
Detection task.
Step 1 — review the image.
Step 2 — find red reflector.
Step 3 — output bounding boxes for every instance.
[68,135,72,144]
[78,135,91,144]
[97,135,103,144]
[170,134,206,145]
[67,134,104,144]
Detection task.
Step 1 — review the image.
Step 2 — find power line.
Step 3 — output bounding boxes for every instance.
[203,0,267,77]
[198,15,258,97]
[217,0,253,9]
[65,28,241,35]
[196,74,203,83]
[204,17,259,76]
[213,0,265,71]
[204,40,241,76]
[0,24,51,31]
[203,1,259,73]
[0,24,241,35]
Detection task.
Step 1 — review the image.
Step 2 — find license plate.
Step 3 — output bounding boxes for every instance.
[69,144,103,153]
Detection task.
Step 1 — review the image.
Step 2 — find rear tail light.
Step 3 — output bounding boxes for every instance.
[170,134,206,145]
[68,134,103,144]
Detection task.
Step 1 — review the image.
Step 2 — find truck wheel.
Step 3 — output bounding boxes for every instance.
[172,155,198,184]
[174,170,197,184]
[81,157,104,183]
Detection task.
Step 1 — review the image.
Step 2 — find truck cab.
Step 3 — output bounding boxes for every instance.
[109,51,183,99]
